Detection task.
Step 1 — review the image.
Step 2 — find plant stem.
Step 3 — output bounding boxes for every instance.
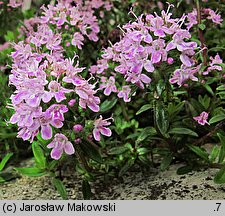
[196,0,207,66]
[75,145,91,172]
[193,121,225,146]
[119,100,129,121]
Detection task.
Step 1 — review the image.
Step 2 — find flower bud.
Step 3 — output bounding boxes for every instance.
[167,57,174,65]
[73,124,83,132]
[75,138,81,144]
[68,99,76,107]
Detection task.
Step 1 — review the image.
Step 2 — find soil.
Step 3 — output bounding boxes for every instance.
[1,159,225,200]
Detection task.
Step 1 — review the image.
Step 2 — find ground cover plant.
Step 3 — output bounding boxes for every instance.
[1,0,225,199]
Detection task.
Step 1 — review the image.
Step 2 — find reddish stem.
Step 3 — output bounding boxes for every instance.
[196,0,207,66]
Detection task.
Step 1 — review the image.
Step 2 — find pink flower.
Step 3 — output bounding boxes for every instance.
[149,15,166,37]
[8,0,22,8]
[47,133,75,160]
[186,9,198,30]
[75,81,100,112]
[149,39,167,63]
[203,8,223,25]
[47,80,72,103]
[100,76,117,96]
[117,86,132,102]
[71,32,84,49]
[193,112,209,125]
[93,116,112,141]
[170,65,200,86]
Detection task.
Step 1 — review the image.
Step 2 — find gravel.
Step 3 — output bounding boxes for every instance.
[1,160,225,200]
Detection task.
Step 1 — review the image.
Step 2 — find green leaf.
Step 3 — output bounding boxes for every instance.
[187,145,209,161]
[137,147,150,155]
[216,85,225,91]
[160,153,173,171]
[204,84,214,96]
[15,167,46,177]
[168,128,198,137]
[198,95,210,110]
[0,172,20,182]
[32,141,46,169]
[155,101,169,137]
[136,127,157,144]
[4,31,15,41]
[0,176,5,183]
[209,114,225,124]
[177,0,183,7]
[138,155,152,166]
[209,145,220,163]
[100,98,117,112]
[168,102,184,120]
[80,141,102,163]
[53,178,68,200]
[217,92,225,100]
[156,80,166,97]
[36,133,49,145]
[136,104,152,115]
[214,167,225,184]
[176,166,193,175]
[82,180,92,200]
[217,133,225,163]
[198,23,206,30]
[108,146,130,155]
[119,159,135,177]
[0,153,13,171]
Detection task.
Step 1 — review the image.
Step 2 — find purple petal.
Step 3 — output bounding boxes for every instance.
[166,41,176,51]
[151,52,161,63]
[51,148,63,160]
[29,120,40,131]
[104,87,111,96]
[55,92,66,102]
[100,127,112,137]
[51,119,63,128]
[26,95,41,107]
[154,29,165,37]
[42,92,52,103]
[41,124,52,140]
[10,113,20,124]
[64,141,75,155]
[47,141,56,149]
[144,60,154,72]
[88,103,100,112]
[12,91,27,104]
[144,34,152,43]
[140,74,151,84]
[76,89,88,99]
[180,54,193,67]
[93,128,101,141]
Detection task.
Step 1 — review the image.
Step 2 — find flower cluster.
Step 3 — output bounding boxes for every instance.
[8,1,113,160]
[91,4,224,103]
[186,8,223,30]
[7,0,23,8]
[39,0,112,49]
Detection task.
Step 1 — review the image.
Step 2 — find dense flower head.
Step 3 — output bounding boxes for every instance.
[39,0,112,49]
[90,4,207,100]
[8,0,114,161]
